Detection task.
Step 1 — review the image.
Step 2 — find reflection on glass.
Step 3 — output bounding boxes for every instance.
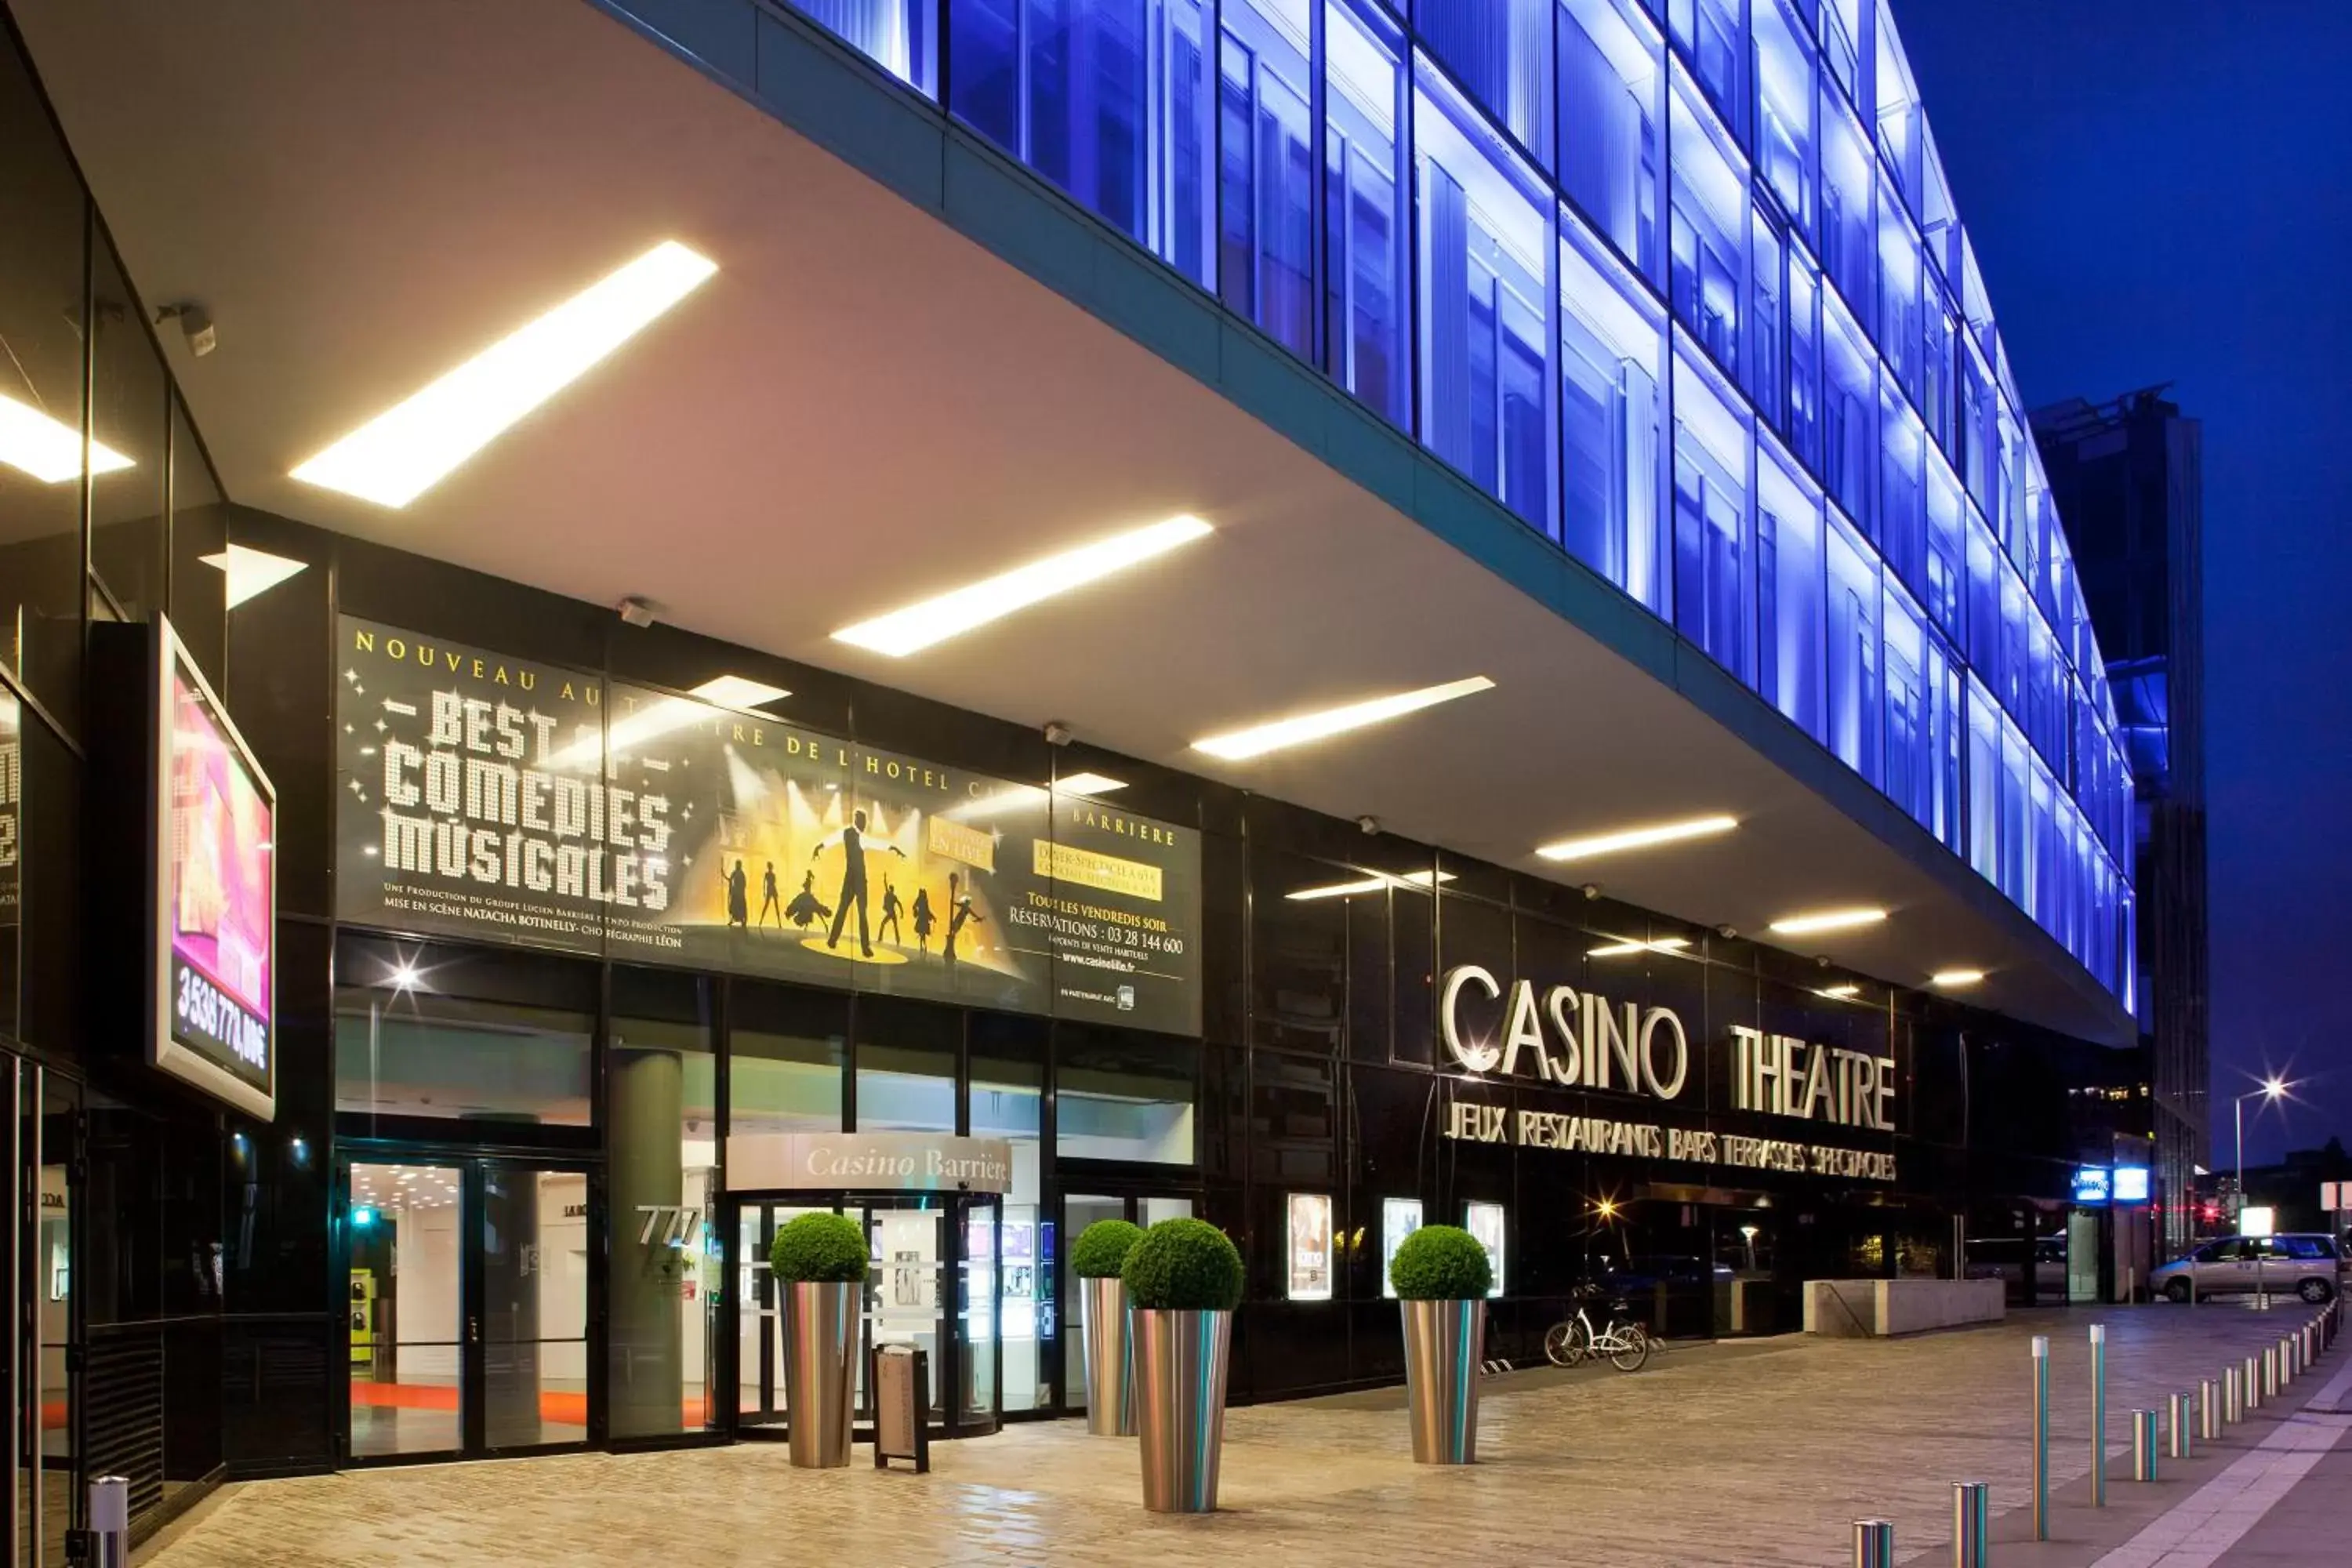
[347,1161,466,1458]
[1559,209,1665,612]
[480,1167,591,1450]
[1464,1200,1505,1297]
[1061,1194,1126,1411]
[332,936,595,1129]
[1221,0,1316,359]
[1286,1192,1334,1301]
[1327,0,1410,426]
[1380,1196,1423,1298]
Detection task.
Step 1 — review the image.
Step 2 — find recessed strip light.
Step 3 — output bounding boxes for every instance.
[1286,869,1456,902]
[1537,815,1739,863]
[1931,969,1987,988]
[1769,907,1888,936]
[832,515,1213,657]
[1588,936,1692,958]
[199,544,309,608]
[292,239,718,507]
[691,674,790,711]
[1194,677,1495,761]
[0,392,134,483]
[1053,772,1127,797]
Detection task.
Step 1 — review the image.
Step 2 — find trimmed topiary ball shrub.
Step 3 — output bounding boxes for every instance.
[1122,1218,1244,1312]
[1388,1224,1493,1301]
[1073,1218,1146,1279]
[770,1211,870,1284]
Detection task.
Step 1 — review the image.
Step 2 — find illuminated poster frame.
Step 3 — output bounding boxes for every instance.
[1286,1192,1334,1302]
[1464,1201,1505,1298]
[150,617,277,1120]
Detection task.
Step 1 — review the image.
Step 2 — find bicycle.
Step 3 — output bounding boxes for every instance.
[1542,1287,1651,1372]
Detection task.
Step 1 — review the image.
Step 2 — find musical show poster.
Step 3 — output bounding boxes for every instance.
[333,617,1202,1034]
[165,657,274,1091]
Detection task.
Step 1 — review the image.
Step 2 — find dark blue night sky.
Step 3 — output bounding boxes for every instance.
[1893,2,2352,1165]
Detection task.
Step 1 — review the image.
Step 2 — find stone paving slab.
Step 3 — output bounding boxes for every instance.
[135,1305,2329,1568]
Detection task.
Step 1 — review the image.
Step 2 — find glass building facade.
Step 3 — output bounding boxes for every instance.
[773,0,2136,1004]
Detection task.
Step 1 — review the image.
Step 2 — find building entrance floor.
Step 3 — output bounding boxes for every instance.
[138,1305,2332,1567]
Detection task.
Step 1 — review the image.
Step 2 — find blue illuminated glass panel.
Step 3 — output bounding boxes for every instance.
[1417,0,1552,170]
[786,0,938,93]
[1924,455,1964,638]
[1825,510,1882,786]
[1820,292,1873,529]
[1559,207,1668,610]
[1668,0,1744,140]
[1325,0,1410,428]
[1221,0,1316,358]
[1785,254,1821,469]
[1557,0,1663,281]
[1756,434,1824,739]
[1751,0,1814,234]
[1819,94,1874,330]
[949,0,1216,288]
[1417,56,1555,532]
[1878,392,1923,590]
[1668,74,1745,377]
[1672,350,1751,681]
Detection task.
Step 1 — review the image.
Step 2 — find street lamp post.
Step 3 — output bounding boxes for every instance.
[2234,1078,2291,1308]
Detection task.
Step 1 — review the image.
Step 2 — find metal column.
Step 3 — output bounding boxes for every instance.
[2131,1409,2158,1481]
[2089,1323,2107,1507]
[1951,1481,1990,1568]
[2031,1334,2051,1540]
[2169,1392,2193,1460]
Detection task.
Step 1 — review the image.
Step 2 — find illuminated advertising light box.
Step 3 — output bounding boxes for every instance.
[2071,1166,2112,1206]
[1286,1192,1334,1302]
[151,619,277,1119]
[2111,1166,2151,1204]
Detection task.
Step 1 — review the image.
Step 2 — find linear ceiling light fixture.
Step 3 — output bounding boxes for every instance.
[690,674,790,711]
[291,239,717,507]
[1286,869,1455,902]
[1193,676,1494,761]
[1536,814,1738,863]
[0,392,134,483]
[199,544,309,608]
[1768,907,1888,936]
[1817,983,1860,1000]
[832,515,1213,657]
[1930,968,1987,988]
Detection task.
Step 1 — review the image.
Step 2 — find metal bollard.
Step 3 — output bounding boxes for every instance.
[91,1475,129,1568]
[2090,1322,2108,1507]
[2131,1409,2158,1481]
[2169,1392,2193,1459]
[1951,1481,1991,1568]
[2032,1334,2052,1540]
[1853,1519,1896,1568]
[2263,1344,2279,1399]
[2247,1352,2263,1409]
[2201,1377,2220,1442]
[2225,1363,2243,1423]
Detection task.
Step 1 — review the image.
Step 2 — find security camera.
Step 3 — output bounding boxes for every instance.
[1716,924,1738,941]
[1581,884,1601,901]
[1816,953,1833,968]
[1356,815,1381,837]
[157,303,216,358]
[1043,720,1074,748]
[615,595,660,629]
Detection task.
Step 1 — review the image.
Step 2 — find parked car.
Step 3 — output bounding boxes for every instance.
[2151,1234,2340,1303]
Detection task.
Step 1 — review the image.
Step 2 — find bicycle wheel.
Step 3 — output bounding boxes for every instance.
[1610,1325,1650,1373]
[1544,1319,1587,1367]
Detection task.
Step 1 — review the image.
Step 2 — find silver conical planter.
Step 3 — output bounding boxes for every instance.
[1080,1276,1138,1436]
[1400,1298,1484,1465]
[1132,1308,1232,1512]
[782,1280,858,1468]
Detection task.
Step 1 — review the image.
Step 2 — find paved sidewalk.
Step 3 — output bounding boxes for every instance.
[135,1305,2329,1568]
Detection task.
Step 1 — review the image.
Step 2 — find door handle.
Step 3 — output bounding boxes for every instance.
[469,1316,480,1344]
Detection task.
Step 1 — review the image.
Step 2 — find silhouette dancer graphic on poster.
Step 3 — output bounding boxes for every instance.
[911,887,935,956]
[942,871,983,979]
[757,860,782,928]
[784,871,831,932]
[724,859,749,930]
[814,809,906,959]
[879,877,904,946]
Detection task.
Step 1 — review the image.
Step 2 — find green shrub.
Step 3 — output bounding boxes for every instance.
[1122,1218,1244,1312]
[1073,1218,1146,1279]
[769,1211,869,1284]
[1388,1225,1493,1301]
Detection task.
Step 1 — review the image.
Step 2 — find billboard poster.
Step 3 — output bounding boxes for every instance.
[335,617,1202,1034]
[0,684,18,926]
[157,624,275,1117]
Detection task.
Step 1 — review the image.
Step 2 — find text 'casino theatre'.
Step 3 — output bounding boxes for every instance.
[0,0,2167,1551]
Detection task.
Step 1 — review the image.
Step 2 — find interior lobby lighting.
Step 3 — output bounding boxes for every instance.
[1588,936,1691,958]
[1931,969,1987,988]
[690,674,789,711]
[1052,772,1127,797]
[832,515,1213,657]
[1769,907,1888,936]
[1536,814,1738,863]
[1286,869,1455,902]
[1818,983,1860,1000]
[1193,676,1494,761]
[291,239,717,507]
[0,392,133,483]
[199,543,309,608]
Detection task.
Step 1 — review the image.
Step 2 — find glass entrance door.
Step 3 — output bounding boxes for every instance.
[6,1056,73,1567]
[1058,1192,1192,1415]
[344,1158,593,1462]
[731,1193,1000,1441]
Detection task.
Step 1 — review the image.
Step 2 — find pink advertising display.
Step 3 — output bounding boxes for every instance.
[154,622,276,1118]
